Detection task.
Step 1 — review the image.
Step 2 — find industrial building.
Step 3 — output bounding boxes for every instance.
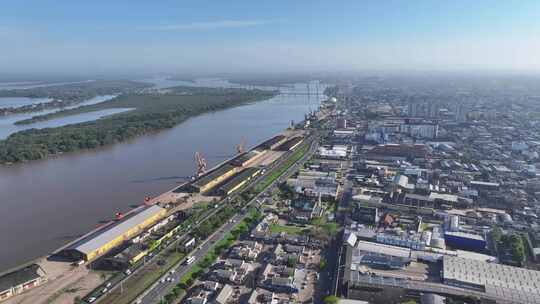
[352,205,379,225]
[0,264,46,302]
[230,150,264,167]
[258,135,287,150]
[217,167,261,196]
[58,205,166,262]
[287,169,340,199]
[104,243,148,269]
[443,256,540,303]
[189,163,240,193]
[444,231,486,252]
[317,145,348,159]
[366,144,431,161]
[337,117,348,129]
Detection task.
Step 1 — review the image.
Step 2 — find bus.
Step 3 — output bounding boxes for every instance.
[185,256,196,265]
[184,237,196,249]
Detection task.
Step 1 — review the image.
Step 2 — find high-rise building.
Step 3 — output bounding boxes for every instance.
[455,103,467,122]
[337,117,347,129]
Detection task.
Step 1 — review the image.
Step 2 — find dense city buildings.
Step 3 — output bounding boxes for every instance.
[5,77,540,304]
[328,77,540,304]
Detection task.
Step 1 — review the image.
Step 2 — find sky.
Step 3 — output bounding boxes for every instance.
[1,0,540,77]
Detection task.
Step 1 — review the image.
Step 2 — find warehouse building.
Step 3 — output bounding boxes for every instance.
[0,264,46,302]
[230,150,264,167]
[189,163,240,193]
[258,135,287,150]
[218,167,261,196]
[443,256,540,303]
[58,205,166,262]
[103,243,148,270]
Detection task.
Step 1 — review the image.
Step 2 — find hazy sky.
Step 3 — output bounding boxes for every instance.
[2,0,540,76]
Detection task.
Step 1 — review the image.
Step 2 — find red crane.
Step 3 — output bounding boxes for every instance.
[195,152,207,177]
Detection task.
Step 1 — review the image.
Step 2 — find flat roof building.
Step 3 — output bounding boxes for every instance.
[258,135,287,150]
[230,150,264,167]
[190,163,240,193]
[218,167,261,196]
[443,256,540,303]
[59,205,166,262]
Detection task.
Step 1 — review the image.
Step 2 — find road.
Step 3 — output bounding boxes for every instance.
[138,211,248,304]
[137,137,318,304]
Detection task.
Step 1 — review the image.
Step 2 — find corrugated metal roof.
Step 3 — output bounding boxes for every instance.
[192,164,237,188]
[68,205,164,255]
[443,256,540,300]
[219,167,260,193]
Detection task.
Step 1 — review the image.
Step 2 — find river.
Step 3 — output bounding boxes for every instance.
[0,80,94,90]
[0,95,119,139]
[0,79,326,272]
[0,97,53,109]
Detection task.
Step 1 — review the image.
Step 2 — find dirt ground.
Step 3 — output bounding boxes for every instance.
[4,258,106,304]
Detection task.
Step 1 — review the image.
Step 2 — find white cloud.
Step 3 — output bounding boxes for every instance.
[142,20,272,31]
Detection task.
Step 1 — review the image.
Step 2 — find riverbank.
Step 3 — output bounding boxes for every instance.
[0,82,325,273]
[0,87,276,164]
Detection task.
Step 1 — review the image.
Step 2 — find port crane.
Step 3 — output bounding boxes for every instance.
[195,152,207,177]
[236,138,246,154]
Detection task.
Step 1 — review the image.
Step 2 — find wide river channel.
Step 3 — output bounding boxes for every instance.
[0,79,326,272]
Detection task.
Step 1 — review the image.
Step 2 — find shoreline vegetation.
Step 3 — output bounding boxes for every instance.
[0,80,151,116]
[0,86,277,164]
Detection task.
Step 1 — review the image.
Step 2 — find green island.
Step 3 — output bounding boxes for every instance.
[0,80,151,115]
[0,86,276,164]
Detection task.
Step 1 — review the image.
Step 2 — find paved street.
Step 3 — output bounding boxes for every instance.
[137,138,317,303]
[138,211,247,304]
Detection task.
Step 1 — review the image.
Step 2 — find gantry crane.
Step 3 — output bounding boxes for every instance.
[194,152,207,177]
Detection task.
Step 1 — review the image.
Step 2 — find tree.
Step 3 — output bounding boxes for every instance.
[490,226,502,243]
[323,295,340,304]
[319,258,327,270]
[323,222,338,236]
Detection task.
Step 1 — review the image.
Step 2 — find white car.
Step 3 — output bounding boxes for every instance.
[88,297,96,303]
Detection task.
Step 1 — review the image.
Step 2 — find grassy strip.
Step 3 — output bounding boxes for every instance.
[98,250,185,304]
[269,224,304,235]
